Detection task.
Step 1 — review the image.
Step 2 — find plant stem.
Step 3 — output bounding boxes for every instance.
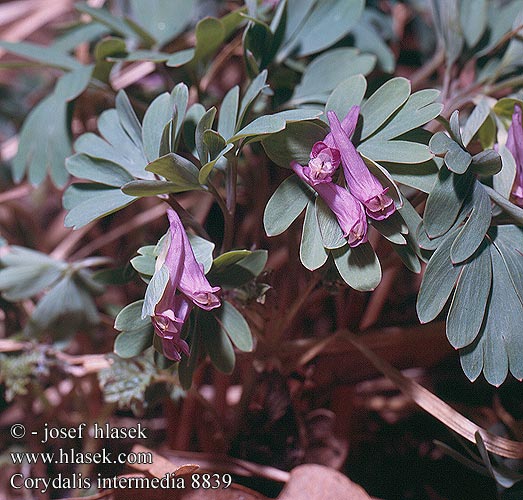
[222,154,238,252]
[166,195,211,240]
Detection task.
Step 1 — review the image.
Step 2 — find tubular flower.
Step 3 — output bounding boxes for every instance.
[302,106,360,186]
[145,209,221,361]
[506,104,523,206]
[291,161,368,247]
[327,109,395,220]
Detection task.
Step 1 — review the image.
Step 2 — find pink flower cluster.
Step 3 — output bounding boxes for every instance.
[144,209,220,361]
[291,106,395,247]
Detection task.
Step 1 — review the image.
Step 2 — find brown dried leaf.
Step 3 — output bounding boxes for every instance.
[130,444,199,477]
[277,464,372,500]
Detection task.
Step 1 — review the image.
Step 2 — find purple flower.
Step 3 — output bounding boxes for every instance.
[327,109,395,220]
[152,295,192,362]
[301,106,360,186]
[291,161,368,247]
[506,104,523,207]
[146,209,221,361]
[303,142,340,185]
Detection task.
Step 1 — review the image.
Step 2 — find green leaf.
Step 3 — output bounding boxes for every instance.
[142,265,169,318]
[188,234,215,274]
[391,242,422,273]
[333,242,382,291]
[12,94,70,187]
[129,0,195,45]
[493,146,517,199]
[293,48,375,100]
[114,326,154,359]
[0,246,58,267]
[203,130,227,160]
[300,200,329,271]
[447,243,491,349]
[460,244,514,385]
[193,17,226,62]
[0,40,82,70]
[243,17,275,70]
[53,23,110,52]
[66,154,134,187]
[470,150,501,176]
[145,153,200,187]
[424,169,474,238]
[195,107,217,163]
[183,103,206,156]
[131,254,156,278]
[237,70,268,129]
[461,98,491,146]
[112,50,171,62]
[121,179,193,196]
[12,64,92,186]
[494,226,523,304]
[429,132,472,174]
[218,86,240,141]
[115,90,143,149]
[262,120,328,168]
[371,214,407,245]
[450,182,492,264]
[24,275,99,337]
[71,90,149,181]
[325,75,367,122]
[201,311,235,373]
[460,0,488,47]
[0,262,65,301]
[281,0,316,49]
[212,250,251,269]
[485,185,523,225]
[352,16,395,73]
[92,37,126,82]
[358,140,432,164]
[383,160,439,193]
[372,89,442,141]
[55,65,93,101]
[315,197,346,250]
[264,175,311,236]
[229,109,321,143]
[417,230,462,324]
[63,184,136,229]
[432,0,463,65]
[208,250,268,288]
[288,0,364,57]
[198,144,234,184]
[215,301,253,352]
[360,77,410,140]
[75,3,137,39]
[172,83,189,145]
[142,93,172,162]
[166,48,195,67]
[493,97,523,121]
[166,17,225,67]
[361,155,403,207]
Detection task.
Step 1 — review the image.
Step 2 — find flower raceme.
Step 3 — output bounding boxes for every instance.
[506,104,523,207]
[291,105,395,247]
[144,209,220,361]
[327,110,395,221]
